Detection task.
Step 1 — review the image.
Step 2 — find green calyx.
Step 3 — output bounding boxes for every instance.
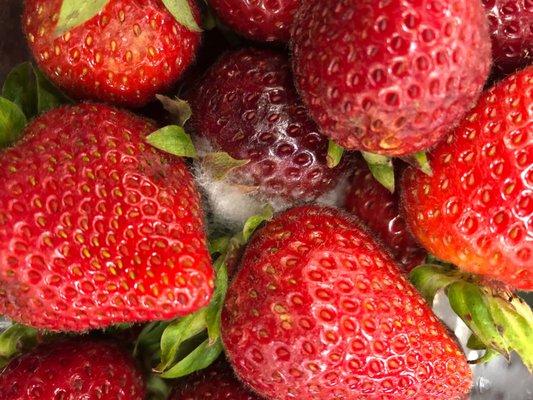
[326,140,344,168]
[361,151,395,193]
[146,125,198,159]
[202,152,250,181]
[54,0,202,37]
[410,264,533,371]
[0,323,40,368]
[135,206,274,379]
[156,95,192,127]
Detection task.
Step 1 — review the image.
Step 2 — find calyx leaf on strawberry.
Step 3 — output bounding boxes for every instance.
[410,263,533,372]
[54,0,202,36]
[326,139,344,168]
[0,97,27,148]
[201,152,250,181]
[361,151,395,193]
[0,323,39,368]
[146,125,198,159]
[135,207,274,379]
[156,94,193,126]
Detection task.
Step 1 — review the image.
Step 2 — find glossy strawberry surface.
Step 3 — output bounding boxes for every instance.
[189,48,347,202]
[170,359,259,399]
[23,0,201,107]
[0,338,145,400]
[222,205,472,400]
[291,0,492,156]
[344,158,426,273]
[482,0,533,75]
[402,67,532,291]
[209,0,299,42]
[0,104,213,331]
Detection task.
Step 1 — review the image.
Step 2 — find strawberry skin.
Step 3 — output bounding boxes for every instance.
[291,0,492,156]
[483,0,532,75]
[402,67,532,291]
[170,359,259,399]
[209,0,299,42]
[344,158,426,273]
[23,0,201,107]
[0,104,213,331]
[0,338,145,400]
[222,205,472,400]
[189,48,348,203]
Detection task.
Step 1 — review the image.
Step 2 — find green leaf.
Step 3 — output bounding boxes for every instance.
[160,338,223,379]
[146,125,198,159]
[326,140,344,168]
[209,236,230,256]
[469,348,500,365]
[146,374,172,400]
[162,0,203,32]
[156,95,192,126]
[2,62,37,118]
[0,97,27,149]
[202,152,249,180]
[156,309,208,372]
[0,324,39,368]
[466,333,486,350]
[242,205,274,242]
[361,152,395,193]
[134,321,169,360]
[409,264,462,304]
[205,260,228,341]
[34,68,72,114]
[55,0,110,36]
[413,151,433,176]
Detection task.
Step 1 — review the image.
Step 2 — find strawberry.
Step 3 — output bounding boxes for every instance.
[344,158,426,272]
[23,0,201,107]
[402,67,532,291]
[483,0,533,75]
[0,103,214,331]
[0,338,145,399]
[170,359,259,399]
[291,0,492,156]
[209,0,299,42]
[221,205,472,400]
[188,48,348,204]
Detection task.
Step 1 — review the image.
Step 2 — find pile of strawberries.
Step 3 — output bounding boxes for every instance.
[0,0,531,399]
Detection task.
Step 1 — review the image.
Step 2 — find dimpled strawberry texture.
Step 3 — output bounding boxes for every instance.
[170,360,259,399]
[344,158,426,273]
[482,0,533,75]
[209,0,299,42]
[222,206,472,400]
[0,104,213,331]
[291,0,492,156]
[23,0,201,107]
[189,48,347,202]
[402,67,532,291]
[0,339,145,400]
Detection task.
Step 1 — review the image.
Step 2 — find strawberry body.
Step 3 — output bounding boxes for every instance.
[402,67,532,291]
[222,205,472,400]
[170,360,259,399]
[291,0,492,156]
[0,338,145,400]
[483,0,533,75]
[23,0,201,107]
[189,48,348,203]
[344,158,426,272]
[0,104,213,331]
[209,0,299,42]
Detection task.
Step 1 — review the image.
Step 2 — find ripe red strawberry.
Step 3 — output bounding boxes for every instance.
[170,359,259,399]
[189,48,348,203]
[23,0,201,107]
[402,67,532,291]
[0,338,145,400]
[344,158,426,272]
[0,103,213,331]
[222,205,472,400]
[482,0,533,75]
[209,0,299,42]
[291,0,492,156]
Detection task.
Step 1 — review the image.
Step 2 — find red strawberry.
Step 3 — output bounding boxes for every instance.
[344,158,426,272]
[482,0,533,75]
[402,67,532,291]
[23,0,201,107]
[170,359,259,399]
[222,205,472,400]
[291,0,492,156]
[0,338,145,400]
[189,48,348,203]
[209,0,299,42]
[0,103,213,331]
